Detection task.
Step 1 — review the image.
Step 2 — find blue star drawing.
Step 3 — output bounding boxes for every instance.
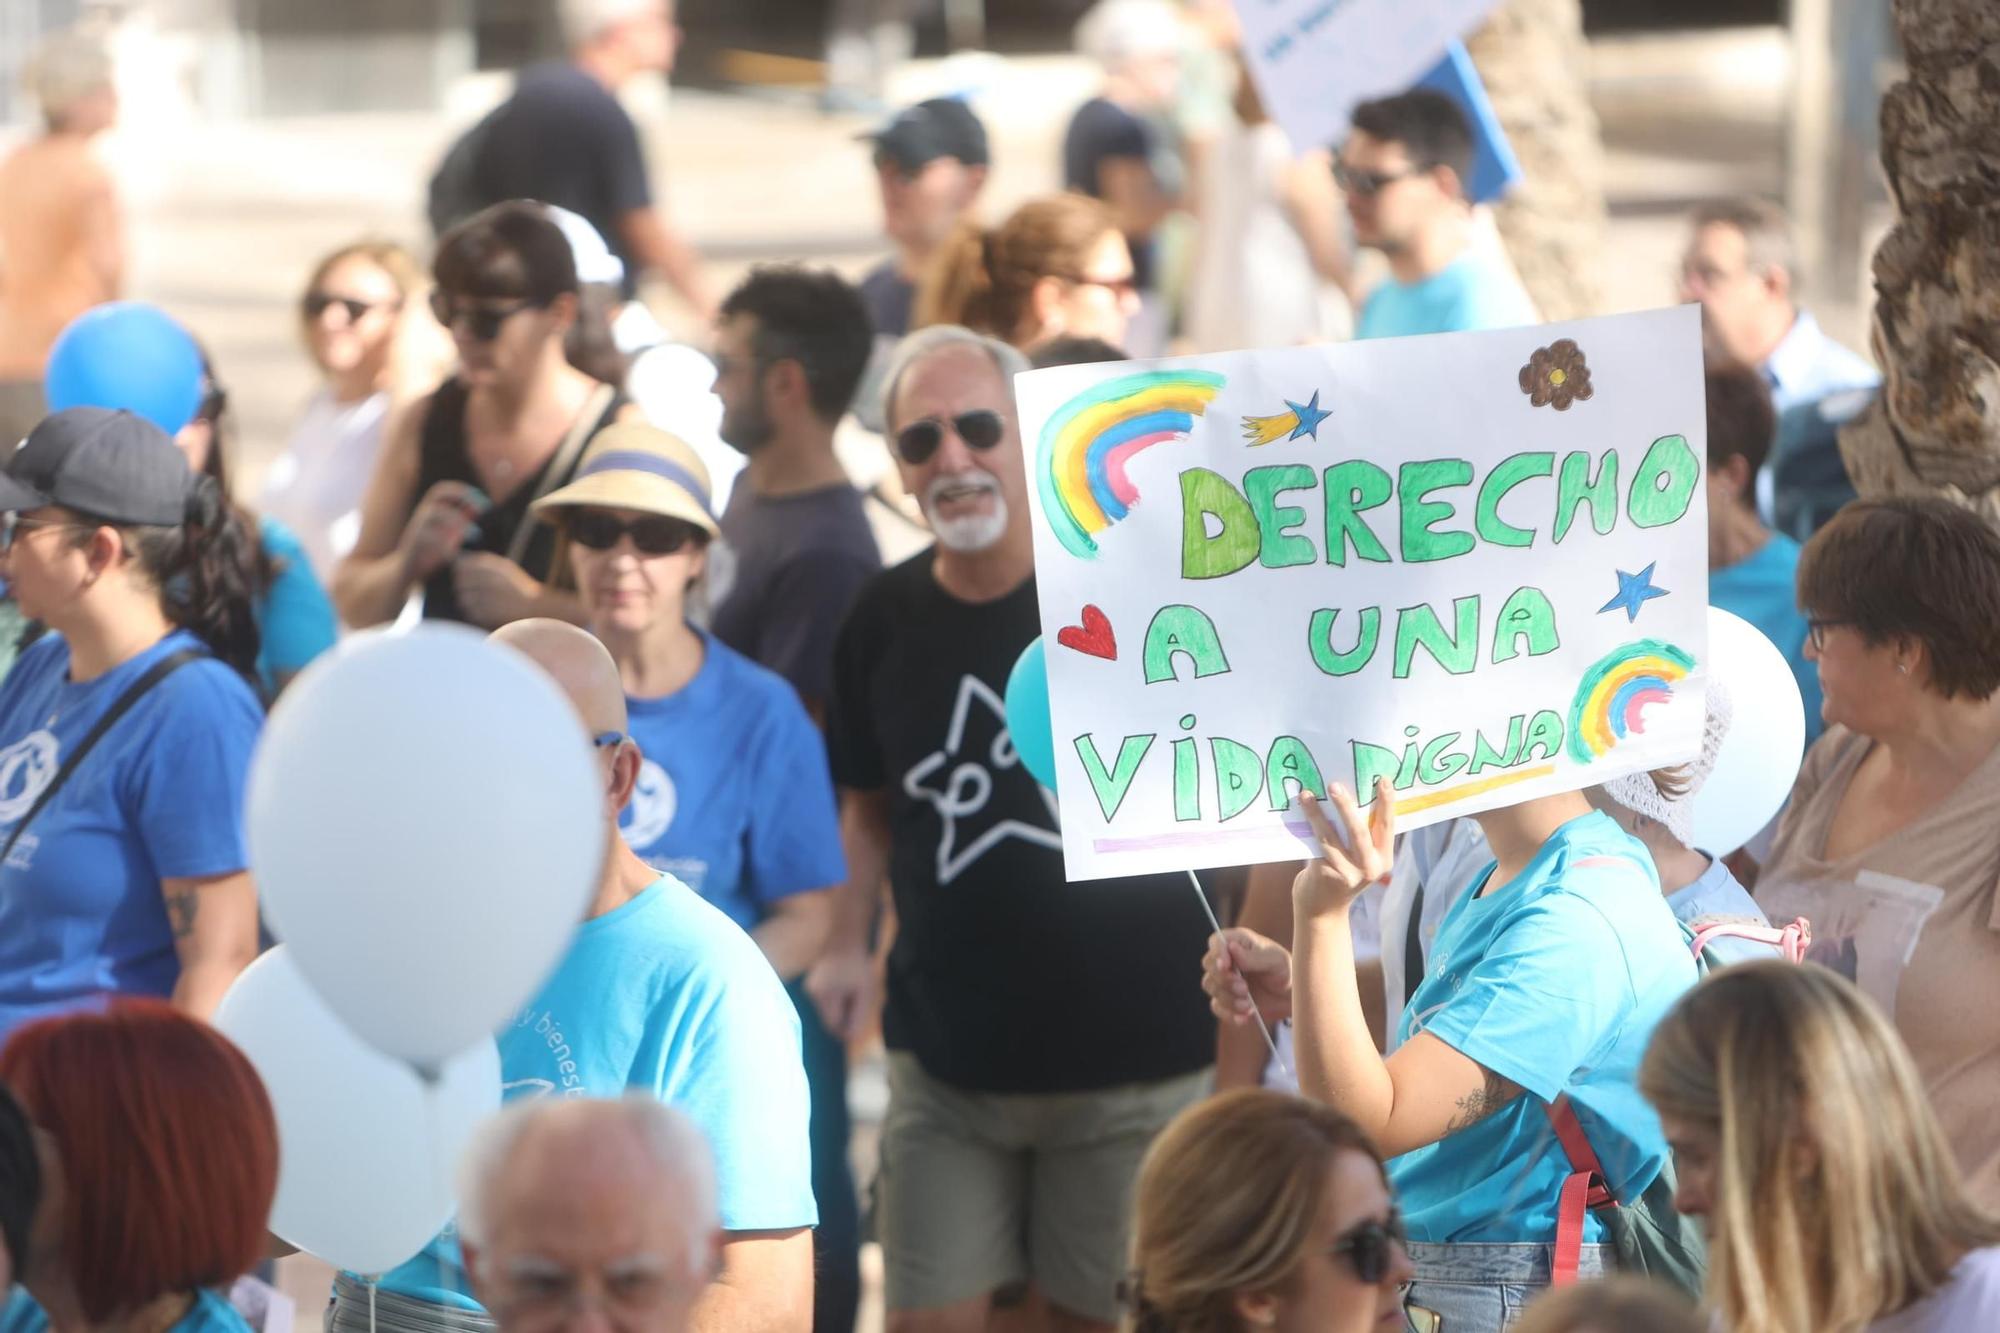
[1240,390,1333,446]
[1599,562,1670,622]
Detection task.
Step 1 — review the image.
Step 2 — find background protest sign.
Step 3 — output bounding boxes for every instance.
[1015,305,1710,882]
[1234,0,1501,157]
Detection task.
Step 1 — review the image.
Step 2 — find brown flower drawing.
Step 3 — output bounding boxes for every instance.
[1518,339,1595,410]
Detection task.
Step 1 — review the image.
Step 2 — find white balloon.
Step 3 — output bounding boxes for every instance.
[1691,607,1809,855]
[213,947,500,1275]
[249,624,603,1068]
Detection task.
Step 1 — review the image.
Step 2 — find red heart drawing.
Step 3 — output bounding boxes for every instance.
[1057,605,1118,660]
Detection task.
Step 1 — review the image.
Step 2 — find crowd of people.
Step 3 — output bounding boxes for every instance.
[0,0,1995,1331]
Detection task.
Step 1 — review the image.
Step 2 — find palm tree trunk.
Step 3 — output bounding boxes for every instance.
[1838,0,2000,526]
[1464,0,1608,324]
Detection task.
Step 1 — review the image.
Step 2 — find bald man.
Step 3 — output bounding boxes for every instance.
[344,621,816,1332]
[460,1096,721,1332]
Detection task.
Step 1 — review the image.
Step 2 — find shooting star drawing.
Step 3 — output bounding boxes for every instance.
[1241,389,1332,446]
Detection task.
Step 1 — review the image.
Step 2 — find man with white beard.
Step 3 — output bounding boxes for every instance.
[809,326,1215,1333]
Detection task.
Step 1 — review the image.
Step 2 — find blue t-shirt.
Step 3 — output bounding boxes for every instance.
[1390,812,1696,1244]
[1355,253,1538,340]
[618,631,844,931]
[2,1286,248,1332]
[0,631,262,1043]
[256,515,338,693]
[379,875,817,1307]
[1709,532,1823,747]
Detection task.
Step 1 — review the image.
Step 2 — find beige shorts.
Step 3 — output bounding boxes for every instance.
[876,1051,1210,1321]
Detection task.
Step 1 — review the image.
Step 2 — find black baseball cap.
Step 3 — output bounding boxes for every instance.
[862,97,990,171]
[0,408,192,526]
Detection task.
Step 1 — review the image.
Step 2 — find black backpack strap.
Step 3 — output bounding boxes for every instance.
[0,648,205,865]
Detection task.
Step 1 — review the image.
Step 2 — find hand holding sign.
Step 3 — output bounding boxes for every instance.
[1293,782,1396,917]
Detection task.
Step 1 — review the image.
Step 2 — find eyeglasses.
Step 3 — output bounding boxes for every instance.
[1064,273,1139,299]
[894,409,1006,466]
[430,291,542,342]
[1328,1211,1408,1285]
[0,514,90,553]
[1806,618,1851,651]
[566,511,704,556]
[303,292,397,323]
[593,731,628,751]
[1332,160,1425,197]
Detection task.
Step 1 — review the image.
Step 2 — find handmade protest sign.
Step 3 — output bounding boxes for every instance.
[1015,305,1710,882]
[1234,0,1500,156]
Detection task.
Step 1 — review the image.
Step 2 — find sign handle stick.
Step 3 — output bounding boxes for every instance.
[1186,869,1289,1079]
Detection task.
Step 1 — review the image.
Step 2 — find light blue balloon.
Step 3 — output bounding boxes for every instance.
[44,302,206,436]
[1004,636,1058,790]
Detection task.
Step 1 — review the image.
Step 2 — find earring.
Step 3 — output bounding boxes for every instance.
[1898,663,1910,675]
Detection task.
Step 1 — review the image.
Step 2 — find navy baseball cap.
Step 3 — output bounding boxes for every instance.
[0,408,192,526]
[863,98,990,171]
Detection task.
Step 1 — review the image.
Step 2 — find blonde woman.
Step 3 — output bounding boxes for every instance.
[1641,961,2000,1332]
[914,194,1140,351]
[1124,1088,1415,1333]
[260,240,442,585]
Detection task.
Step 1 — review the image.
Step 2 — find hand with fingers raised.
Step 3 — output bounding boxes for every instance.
[1290,779,1397,920]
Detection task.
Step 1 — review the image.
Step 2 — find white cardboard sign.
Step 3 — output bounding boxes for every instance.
[1234,0,1500,151]
[1016,306,1711,881]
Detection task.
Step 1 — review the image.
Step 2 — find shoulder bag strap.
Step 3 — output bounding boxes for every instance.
[1546,1092,1615,1287]
[0,648,206,865]
[1688,917,1814,963]
[505,382,617,566]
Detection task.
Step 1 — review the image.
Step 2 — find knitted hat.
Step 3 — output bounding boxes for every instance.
[1600,677,1733,849]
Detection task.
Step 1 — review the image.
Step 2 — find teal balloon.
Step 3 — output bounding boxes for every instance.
[1005,636,1057,790]
[44,302,205,435]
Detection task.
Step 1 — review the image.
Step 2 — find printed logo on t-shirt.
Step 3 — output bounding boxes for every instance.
[1778,871,1945,1021]
[902,673,1061,884]
[505,1004,588,1099]
[619,758,679,850]
[0,730,60,825]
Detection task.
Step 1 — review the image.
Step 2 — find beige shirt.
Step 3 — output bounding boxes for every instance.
[1759,725,2000,1211]
[0,135,121,378]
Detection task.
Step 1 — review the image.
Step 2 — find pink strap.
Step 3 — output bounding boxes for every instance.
[1546,1094,1614,1288]
[1689,916,1813,963]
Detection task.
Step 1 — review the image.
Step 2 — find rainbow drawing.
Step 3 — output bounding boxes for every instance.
[1037,369,1227,559]
[1567,640,1697,763]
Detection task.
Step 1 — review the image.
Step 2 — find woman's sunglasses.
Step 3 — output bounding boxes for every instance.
[894,409,1006,466]
[1330,1211,1408,1285]
[302,293,396,323]
[567,511,703,557]
[429,291,542,342]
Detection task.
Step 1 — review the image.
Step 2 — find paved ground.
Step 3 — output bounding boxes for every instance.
[28,20,1879,1323]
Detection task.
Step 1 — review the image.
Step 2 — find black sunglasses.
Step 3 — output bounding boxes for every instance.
[1332,160,1426,197]
[566,511,703,556]
[1330,1211,1408,1285]
[1805,618,1850,652]
[894,409,1006,466]
[430,291,542,342]
[303,293,395,323]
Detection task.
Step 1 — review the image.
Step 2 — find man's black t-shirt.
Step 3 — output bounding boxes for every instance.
[472,62,652,297]
[1062,95,1159,290]
[826,548,1215,1094]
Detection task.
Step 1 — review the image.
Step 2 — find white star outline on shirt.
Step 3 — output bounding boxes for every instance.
[902,674,1061,885]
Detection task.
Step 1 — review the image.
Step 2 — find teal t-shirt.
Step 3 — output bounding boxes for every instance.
[1355,253,1538,340]
[1389,812,1696,1244]
[255,515,337,694]
[2,1287,248,1332]
[1709,532,1824,746]
[377,875,817,1306]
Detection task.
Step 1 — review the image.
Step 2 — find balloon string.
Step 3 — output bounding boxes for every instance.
[1186,870,1288,1079]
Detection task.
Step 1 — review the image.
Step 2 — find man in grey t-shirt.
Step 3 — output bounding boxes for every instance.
[703,264,879,1333]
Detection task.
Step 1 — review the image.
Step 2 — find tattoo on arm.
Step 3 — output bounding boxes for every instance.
[164,888,199,940]
[1444,1066,1523,1134]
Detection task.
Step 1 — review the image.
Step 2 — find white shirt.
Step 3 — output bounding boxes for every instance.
[259,387,392,586]
[1867,1248,2000,1331]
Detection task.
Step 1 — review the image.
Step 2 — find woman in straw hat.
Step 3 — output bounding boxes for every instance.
[531,420,843,978]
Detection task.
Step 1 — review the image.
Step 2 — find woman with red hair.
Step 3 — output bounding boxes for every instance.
[0,999,277,1331]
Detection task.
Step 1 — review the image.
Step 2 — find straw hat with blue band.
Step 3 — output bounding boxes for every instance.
[532,420,719,538]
